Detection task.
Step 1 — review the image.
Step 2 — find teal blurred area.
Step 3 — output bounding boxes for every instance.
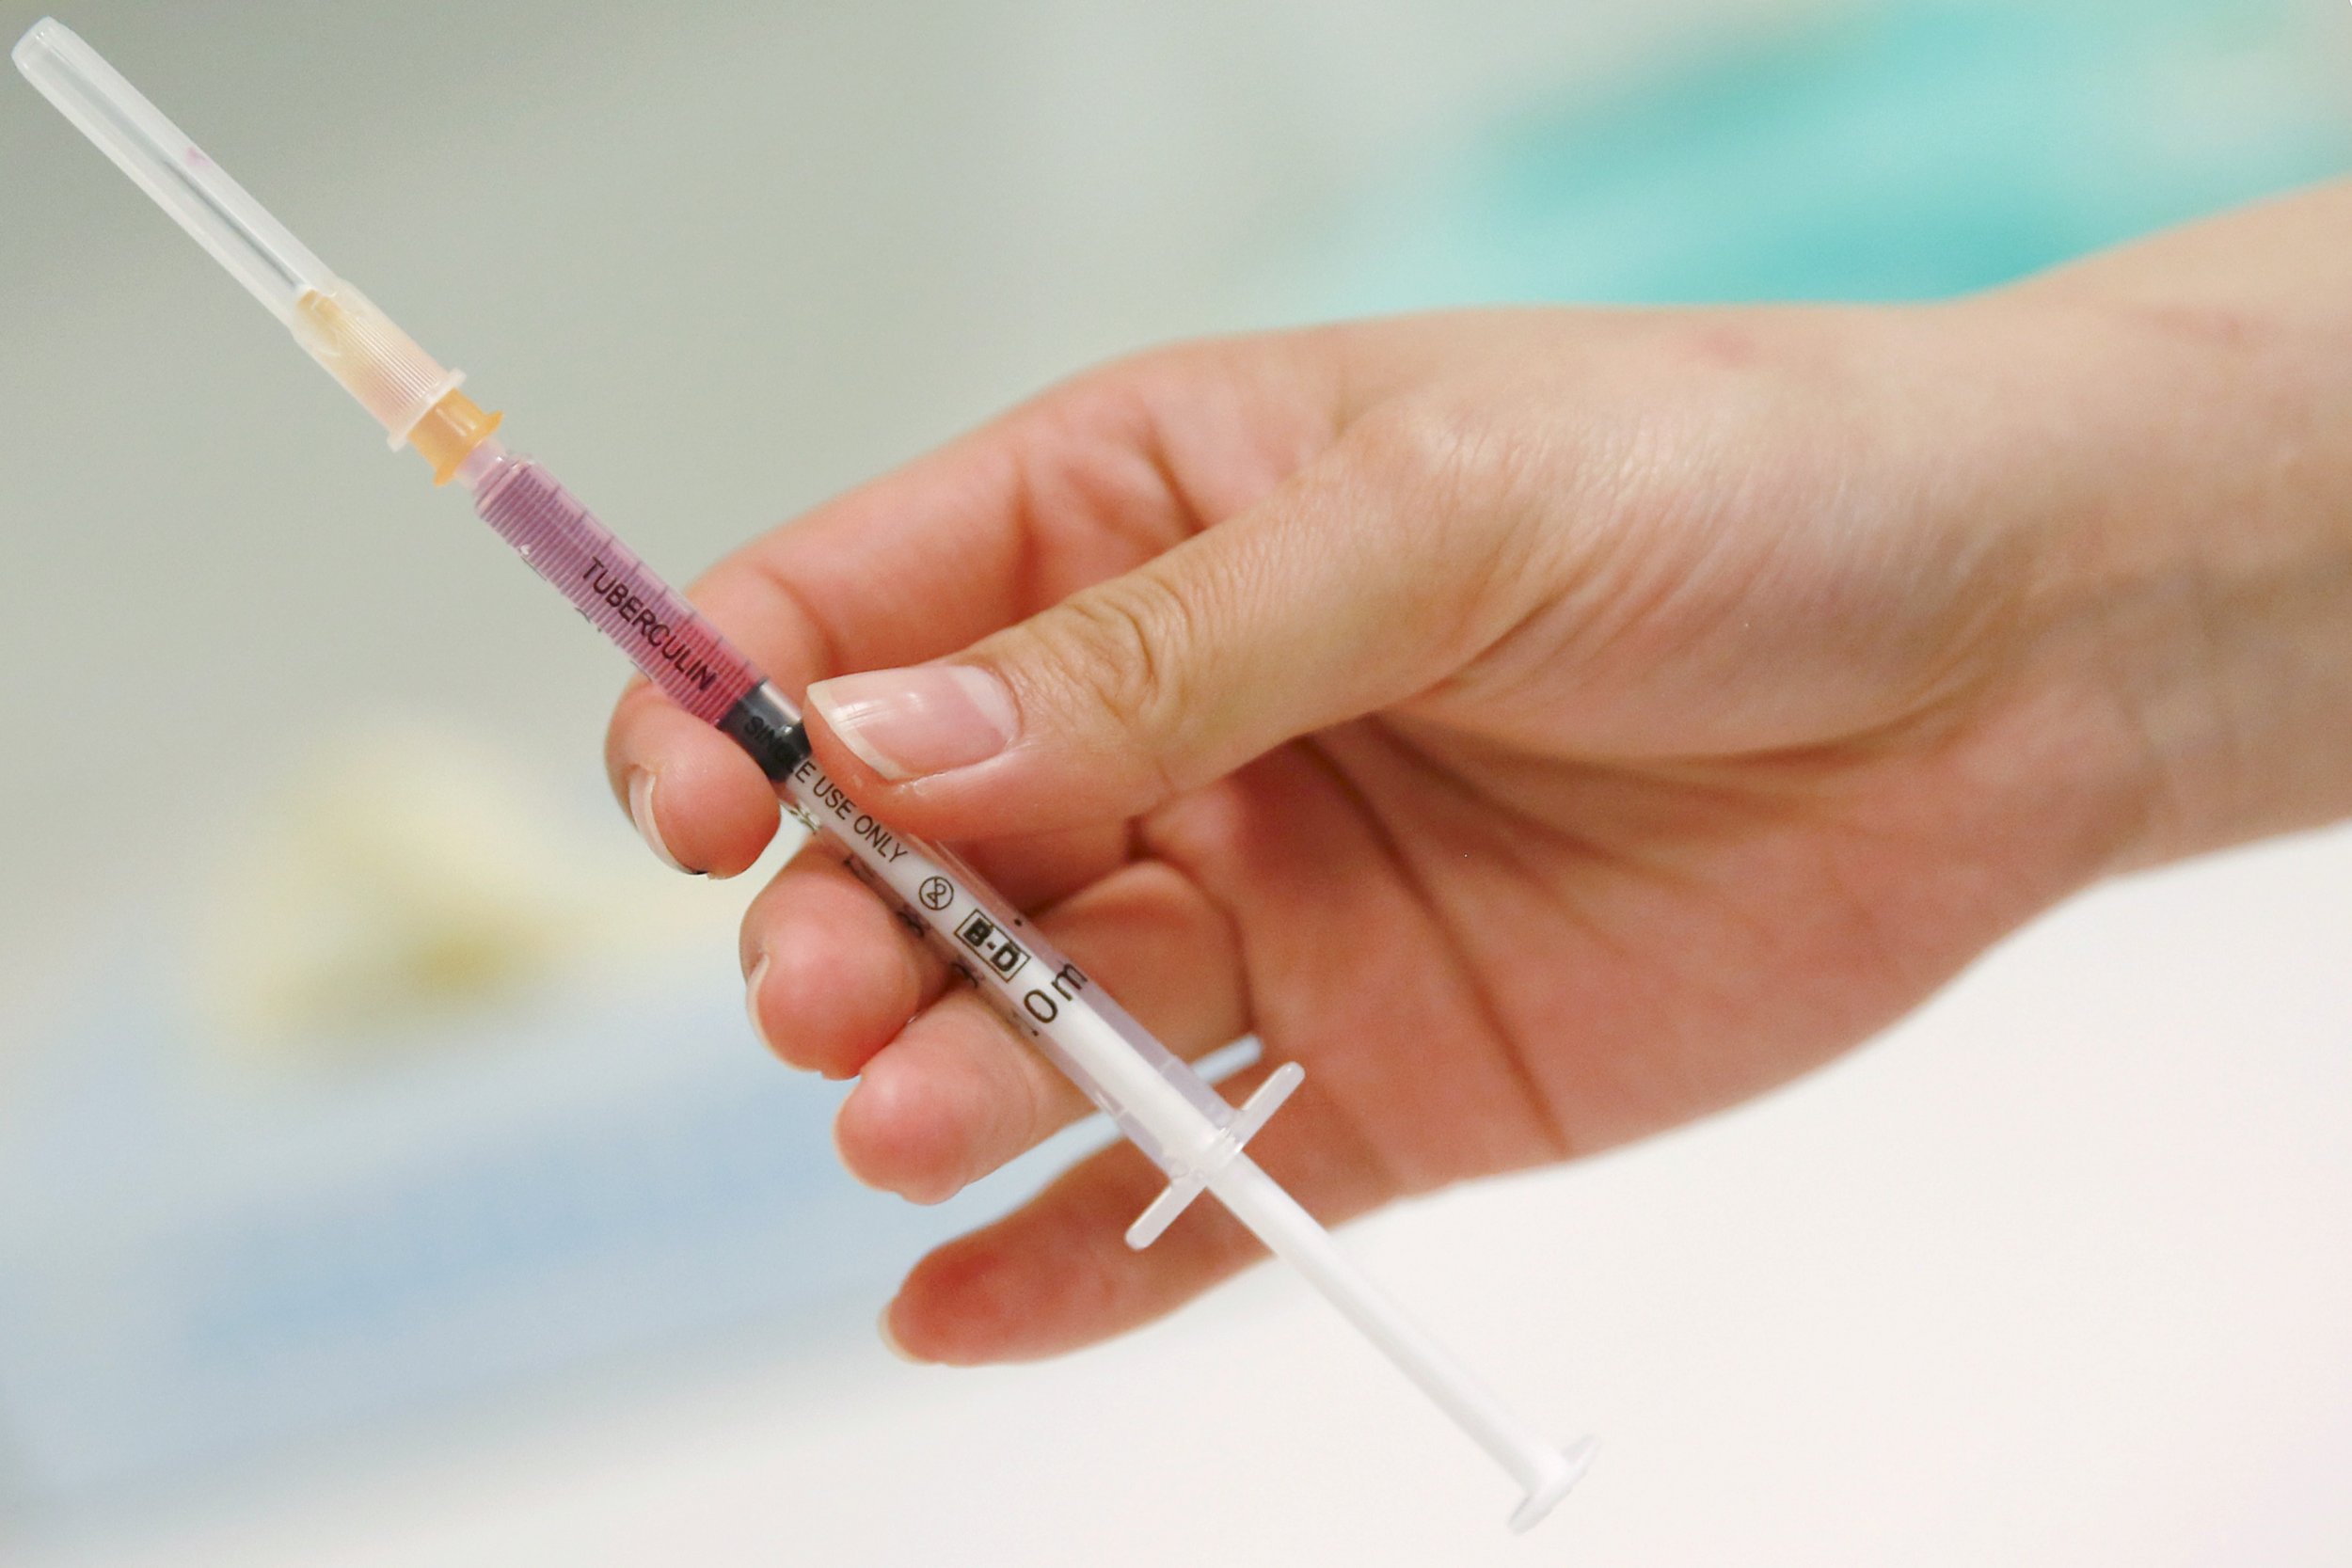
[1306,0,2351,311]
[1,2,2347,1564]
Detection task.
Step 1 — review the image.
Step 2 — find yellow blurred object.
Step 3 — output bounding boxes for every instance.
[194,721,735,1053]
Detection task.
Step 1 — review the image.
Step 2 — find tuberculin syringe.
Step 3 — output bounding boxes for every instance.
[15,18,1594,1528]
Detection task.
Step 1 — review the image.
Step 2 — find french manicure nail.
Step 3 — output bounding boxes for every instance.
[805,665,1018,782]
[628,768,690,873]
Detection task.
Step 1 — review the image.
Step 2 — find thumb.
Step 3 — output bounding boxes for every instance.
[800,433,1534,838]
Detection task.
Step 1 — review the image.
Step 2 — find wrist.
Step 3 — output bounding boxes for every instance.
[1988,284,2352,867]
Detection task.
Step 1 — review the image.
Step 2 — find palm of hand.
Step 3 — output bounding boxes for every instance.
[1132,325,2133,1229]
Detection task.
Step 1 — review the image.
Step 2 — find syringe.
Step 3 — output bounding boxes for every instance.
[15,18,1595,1528]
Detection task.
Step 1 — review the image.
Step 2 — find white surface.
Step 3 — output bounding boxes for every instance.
[23,822,2352,1565]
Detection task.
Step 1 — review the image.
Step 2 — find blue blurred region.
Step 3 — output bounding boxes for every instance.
[1314,0,2350,312]
[0,931,1089,1509]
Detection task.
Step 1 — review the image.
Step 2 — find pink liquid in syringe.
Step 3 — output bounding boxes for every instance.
[473,455,761,723]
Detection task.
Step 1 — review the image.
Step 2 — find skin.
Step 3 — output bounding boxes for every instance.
[606,182,2352,1365]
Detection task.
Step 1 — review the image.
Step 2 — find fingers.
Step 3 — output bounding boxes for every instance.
[741,847,951,1079]
[605,681,782,877]
[798,856,1248,1204]
[799,406,1558,844]
[879,1057,1397,1364]
[606,339,1347,876]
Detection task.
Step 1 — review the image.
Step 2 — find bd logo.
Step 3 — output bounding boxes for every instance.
[954,910,1031,979]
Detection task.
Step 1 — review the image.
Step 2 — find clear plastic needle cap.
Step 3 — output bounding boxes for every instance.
[14,17,329,320]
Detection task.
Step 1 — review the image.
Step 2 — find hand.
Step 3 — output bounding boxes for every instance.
[605,187,2352,1364]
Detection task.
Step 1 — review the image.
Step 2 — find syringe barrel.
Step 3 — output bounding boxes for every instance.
[471,453,765,725]
[765,724,1239,1177]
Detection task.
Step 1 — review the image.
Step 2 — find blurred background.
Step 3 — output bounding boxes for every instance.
[3,0,2350,1561]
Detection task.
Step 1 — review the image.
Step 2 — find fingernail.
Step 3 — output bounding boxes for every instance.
[744,953,774,1054]
[806,665,1018,783]
[628,768,690,873]
[878,1303,925,1364]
